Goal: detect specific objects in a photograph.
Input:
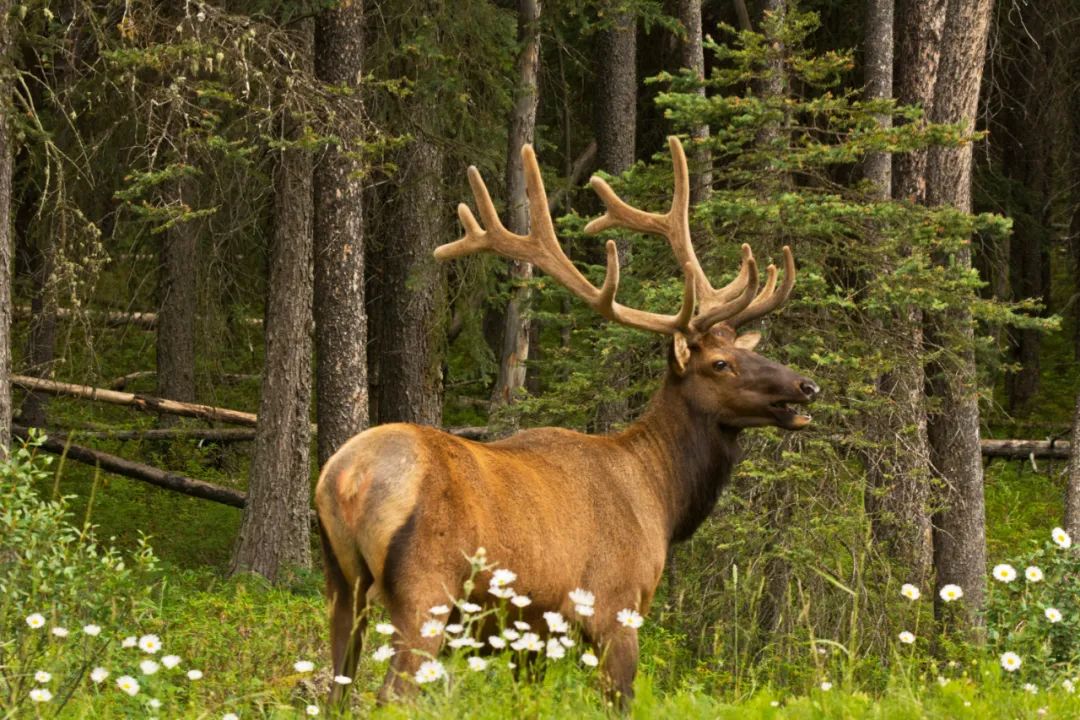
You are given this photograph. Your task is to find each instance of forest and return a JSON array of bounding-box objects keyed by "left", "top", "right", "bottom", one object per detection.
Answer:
[{"left": 1, "top": 0, "right": 1080, "bottom": 717}]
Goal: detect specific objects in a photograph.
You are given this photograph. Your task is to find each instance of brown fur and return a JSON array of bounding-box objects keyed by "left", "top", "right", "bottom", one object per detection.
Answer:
[{"left": 315, "top": 328, "right": 817, "bottom": 705}]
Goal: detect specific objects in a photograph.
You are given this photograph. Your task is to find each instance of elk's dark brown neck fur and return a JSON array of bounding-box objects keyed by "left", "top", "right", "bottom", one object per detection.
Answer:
[{"left": 621, "top": 371, "right": 742, "bottom": 544}]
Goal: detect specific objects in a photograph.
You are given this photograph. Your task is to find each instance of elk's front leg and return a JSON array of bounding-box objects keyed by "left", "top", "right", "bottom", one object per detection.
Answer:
[{"left": 599, "top": 626, "right": 639, "bottom": 709}]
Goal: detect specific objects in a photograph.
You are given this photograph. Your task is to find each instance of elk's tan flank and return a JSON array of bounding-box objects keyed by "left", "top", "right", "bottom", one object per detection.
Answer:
[{"left": 316, "top": 136, "right": 818, "bottom": 704}]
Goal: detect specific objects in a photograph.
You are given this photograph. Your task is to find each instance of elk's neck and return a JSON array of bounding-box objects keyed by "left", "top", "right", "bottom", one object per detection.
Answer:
[{"left": 620, "top": 376, "right": 741, "bottom": 545}]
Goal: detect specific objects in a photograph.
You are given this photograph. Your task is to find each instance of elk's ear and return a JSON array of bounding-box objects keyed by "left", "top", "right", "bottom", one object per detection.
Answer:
[
  {"left": 673, "top": 332, "right": 692, "bottom": 375},
  {"left": 734, "top": 331, "right": 762, "bottom": 351}
]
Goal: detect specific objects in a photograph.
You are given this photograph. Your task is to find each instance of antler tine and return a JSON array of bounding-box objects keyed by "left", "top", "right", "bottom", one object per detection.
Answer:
[
  {"left": 726, "top": 246, "right": 796, "bottom": 328},
  {"left": 434, "top": 144, "right": 697, "bottom": 336}
]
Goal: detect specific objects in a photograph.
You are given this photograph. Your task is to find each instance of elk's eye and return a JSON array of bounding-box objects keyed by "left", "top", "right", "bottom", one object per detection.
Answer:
[{"left": 713, "top": 360, "right": 728, "bottom": 372}]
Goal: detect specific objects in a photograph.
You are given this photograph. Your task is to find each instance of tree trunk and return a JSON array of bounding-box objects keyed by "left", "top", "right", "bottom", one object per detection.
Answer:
[
  {"left": 892, "top": 0, "right": 946, "bottom": 203},
  {"left": 925, "top": 0, "right": 993, "bottom": 632},
  {"left": 0, "top": 0, "right": 11, "bottom": 454},
  {"left": 593, "top": 3, "right": 636, "bottom": 433},
  {"left": 314, "top": 0, "right": 369, "bottom": 466},
  {"left": 230, "top": 25, "right": 316, "bottom": 581},
  {"left": 862, "top": 0, "right": 933, "bottom": 585},
  {"left": 490, "top": 0, "right": 541, "bottom": 412},
  {"left": 20, "top": 236, "right": 57, "bottom": 427},
  {"left": 371, "top": 138, "right": 446, "bottom": 426},
  {"left": 1066, "top": 392, "right": 1080, "bottom": 539},
  {"left": 676, "top": 0, "right": 711, "bottom": 209},
  {"left": 156, "top": 174, "right": 198, "bottom": 406}
]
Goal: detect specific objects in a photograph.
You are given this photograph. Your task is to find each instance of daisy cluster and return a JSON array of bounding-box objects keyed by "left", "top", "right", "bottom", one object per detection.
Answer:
[
  {"left": 894, "top": 527, "right": 1076, "bottom": 687},
  {"left": 19, "top": 617, "right": 208, "bottom": 714},
  {"left": 352, "top": 562, "right": 644, "bottom": 688}
]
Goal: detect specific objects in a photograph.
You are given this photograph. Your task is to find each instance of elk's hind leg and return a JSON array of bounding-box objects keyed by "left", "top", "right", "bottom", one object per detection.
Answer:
[
  {"left": 319, "top": 521, "right": 372, "bottom": 705},
  {"left": 598, "top": 626, "right": 639, "bottom": 709}
]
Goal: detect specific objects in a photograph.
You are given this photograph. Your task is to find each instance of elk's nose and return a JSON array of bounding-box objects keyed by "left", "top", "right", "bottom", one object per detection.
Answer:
[{"left": 799, "top": 380, "right": 820, "bottom": 401}]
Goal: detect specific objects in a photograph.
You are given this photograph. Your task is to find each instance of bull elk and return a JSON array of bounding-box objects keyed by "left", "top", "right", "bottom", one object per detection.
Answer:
[{"left": 316, "top": 136, "right": 818, "bottom": 704}]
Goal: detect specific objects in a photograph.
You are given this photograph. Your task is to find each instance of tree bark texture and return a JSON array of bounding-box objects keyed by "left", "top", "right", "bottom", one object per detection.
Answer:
[
  {"left": 892, "top": 0, "right": 946, "bottom": 203},
  {"left": 156, "top": 173, "right": 198, "bottom": 405},
  {"left": 1066, "top": 393, "right": 1080, "bottom": 539},
  {"left": 862, "top": 0, "right": 933, "bottom": 585},
  {"left": 371, "top": 139, "right": 446, "bottom": 426},
  {"left": 314, "top": 0, "right": 369, "bottom": 466},
  {"left": 231, "top": 30, "right": 316, "bottom": 580},
  {"left": 593, "top": 3, "right": 636, "bottom": 433},
  {"left": 924, "top": 0, "right": 993, "bottom": 630},
  {"left": 0, "top": 0, "right": 10, "bottom": 454},
  {"left": 490, "top": 0, "right": 541, "bottom": 411},
  {"left": 676, "top": 0, "right": 711, "bottom": 209}
]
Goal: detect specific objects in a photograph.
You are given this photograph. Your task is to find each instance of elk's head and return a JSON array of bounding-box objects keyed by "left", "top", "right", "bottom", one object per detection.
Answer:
[
  {"left": 436, "top": 135, "right": 818, "bottom": 430},
  {"left": 670, "top": 324, "right": 817, "bottom": 431}
]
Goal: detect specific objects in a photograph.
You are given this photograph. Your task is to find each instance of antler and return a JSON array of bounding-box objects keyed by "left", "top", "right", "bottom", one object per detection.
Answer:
[
  {"left": 435, "top": 145, "right": 696, "bottom": 336},
  {"left": 435, "top": 136, "right": 796, "bottom": 336},
  {"left": 586, "top": 136, "right": 794, "bottom": 332}
]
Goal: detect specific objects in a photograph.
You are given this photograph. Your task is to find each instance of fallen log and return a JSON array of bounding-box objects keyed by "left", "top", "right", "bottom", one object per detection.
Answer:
[
  {"left": 981, "top": 438, "right": 1070, "bottom": 460},
  {"left": 11, "top": 375, "right": 260, "bottom": 427},
  {"left": 63, "top": 427, "right": 257, "bottom": 443},
  {"left": 12, "top": 425, "right": 247, "bottom": 508},
  {"left": 14, "top": 305, "right": 264, "bottom": 331}
]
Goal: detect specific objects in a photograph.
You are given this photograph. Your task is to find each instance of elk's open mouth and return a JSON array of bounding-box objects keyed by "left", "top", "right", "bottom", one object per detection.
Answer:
[{"left": 769, "top": 400, "right": 812, "bottom": 430}]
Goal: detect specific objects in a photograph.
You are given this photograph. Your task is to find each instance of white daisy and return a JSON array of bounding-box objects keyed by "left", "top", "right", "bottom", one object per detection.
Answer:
[
  {"left": 420, "top": 620, "right": 445, "bottom": 638},
  {"left": 445, "top": 623, "right": 464, "bottom": 635},
  {"left": 149, "top": 698, "right": 162, "bottom": 709},
  {"left": 992, "top": 564, "right": 1017, "bottom": 583},
  {"left": 1044, "top": 607, "right": 1062, "bottom": 623},
  {"left": 581, "top": 651, "right": 599, "bottom": 667},
  {"left": 938, "top": 584, "right": 963, "bottom": 602},
  {"left": 1000, "top": 651, "right": 1022, "bottom": 672},
  {"left": 186, "top": 669, "right": 203, "bottom": 680},
  {"left": 83, "top": 624, "right": 102, "bottom": 637},
  {"left": 820, "top": 681, "right": 833, "bottom": 691},
  {"left": 559, "top": 636, "right": 575, "bottom": 648},
  {"left": 488, "top": 635, "right": 507, "bottom": 649},
  {"left": 29, "top": 688, "right": 53, "bottom": 703},
  {"left": 898, "top": 631, "right": 915, "bottom": 645},
  {"left": 543, "top": 612, "right": 569, "bottom": 633},
  {"left": 333, "top": 675, "right": 352, "bottom": 685},
  {"left": 616, "top": 608, "right": 644, "bottom": 629},
  {"left": 512, "top": 632, "right": 543, "bottom": 652},
  {"left": 569, "top": 588, "right": 595, "bottom": 607},
  {"left": 546, "top": 639, "right": 566, "bottom": 660},
  {"left": 305, "top": 706, "right": 319, "bottom": 716},
  {"left": 575, "top": 604, "right": 595, "bottom": 617},
  {"left": 900, "top": 584, "right": 921, "bottom": 601},
  {"left": 514, "top": 621, "right": 531, "bottom": 631},
  {"left": 374, "top": 623, "right": 396, "bottom": 636},
  {"left": 34, "top": 671, "right": 51, "bottom": 683},
  {"left": 1023, "top": 683, "right": 1038, "bottom": 694},
  {"left": 1062, "top": 679, "right": 1075, "bottom": 693},
  {"left": 414, "top": 660, "right": 446, "bottom": 684},
  {"left": 429, "top": 604, "right": 450, "bottom": 616},
  {"left": 502, "top": 629, "right": 520, "bottom": 641},
  {"left": 491, "top": 569, "right": 517, "bottom": 587},
  {"left": 1025, "top": 566, "right": 1044, "bottom": 583},
  {"left": 460, "top": 602, "right": 482, "bottom": 613},
  {"left": 223, "top": 714, "right": 239, "bottom": 720},
  {"left": 51, "top": 627, "right": 69, "bottom": 638},
  {"left": 488, "top": 586, "right": 515, "bottom": 599},
  {"left": 372, "top": 644, "right": 395, "bottom": 662},
  {"left": 1051, "top": 527, "right": 1072, "bottom": 549},
  {"left": 161, "top": 655, "right": 181, "bottom": 669},
  {"left": 468, "top": 656, "right": 488, "bottom": 672},
  {"left": 122, "top": 636, "right": 137, "bottom": 648},
  {"left": 140, "top": 660, "right": 160, "bottom": 675},
  {"left": 293, "top": 660, "right": 315, "bottom": 673},
  {"left": 90, "top": 667, "right": 109, "bottom": 683},
  {"left": 116, "top": 675, "right": 140, "bottom": 696},
  {"left": 510, "top": 595, "right": 532, "bottom": 608},
  {"left": 138, "top": 634, "right": 161, "bottom": 654},
  {"left": 448, "top": 637, "right": 472, "bottom": 649},
  {"left": 26, "top": 613, "right": 46, "bottom": 629}
]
